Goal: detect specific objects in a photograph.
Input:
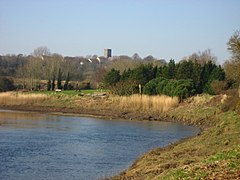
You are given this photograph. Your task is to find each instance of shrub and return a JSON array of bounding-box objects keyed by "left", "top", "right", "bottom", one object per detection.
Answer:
[
  {"left": 110, "top": 80, "right": 137, "bottom": 96},
  {"left": 144, "top": 77, "right": 196, "bottom": 101},
  {"left": 210, "top": 80, "right": 227, "bottom": 95},
  {"left": 156, "top": 79, "right": 168, "bottom": 95},
  {"left": 143, "top": 78, "right": 165, "bottom": 95},
  {"left": 0, "top": 77, "right": 15, "bottom": 91},
  {"left": 103, "top": 68, "right": 120, "bottom": 87},
  {"left": 221, "top": 89, "right": 240, "bottom": 112}
]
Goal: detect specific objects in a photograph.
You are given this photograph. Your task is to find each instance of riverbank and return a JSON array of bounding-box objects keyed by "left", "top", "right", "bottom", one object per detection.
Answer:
[
  {"left": 0, "top": 92, "right": 239, "bottom": 179},
  {"left": 110, "top": 95, "right": 240, "bottom": 179},
  {"left": 0, "top": 92, "right": 179, "bottom": 124}
]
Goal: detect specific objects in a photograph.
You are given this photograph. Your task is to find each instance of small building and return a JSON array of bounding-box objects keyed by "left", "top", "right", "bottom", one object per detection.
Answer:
[{"left": 104, "top": 49, "right": 112, "bottom": 58}]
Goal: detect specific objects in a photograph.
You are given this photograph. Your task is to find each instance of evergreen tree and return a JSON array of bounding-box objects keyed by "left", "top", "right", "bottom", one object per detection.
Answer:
[
  {"left": 168, "top": 59, "right": 176, "bottom": 79},
  {"left": 130, "top": 64, "right": 156, "bottom": 86},
  {"left": 120, "top": 68, "right": 132, "bottom": 81},
  {"left": 202, "top": 61, "right": 215, "bottom": 85},
  {"left": 51, "top": 75, "right": 55, "bottom": 91},
  {"left": 0, "top": 77, "right": 15, "bottom": 91},
  {"left": 47, "top": 79, "right": 51, "bottom": 91},
  {"left": 63, "top": 72, "right": 70, "bottom": 90},
  {"left": 192, "top": 61, "right": 204, "bottom": 93},
  {"left": 158, "top": 59, "right": 176, "bottom": 79},
  {"left": 202, "top": 61, "right": 225, "bottom": 93},
  {"left": 176, "top": 61, "right": 194, "bottom": 79},
  {"left": 103, "top": 68, "right": 121, "bottom": 87},
  {"left": 57, "top": 68, "right": 62, "bottom": 89}
]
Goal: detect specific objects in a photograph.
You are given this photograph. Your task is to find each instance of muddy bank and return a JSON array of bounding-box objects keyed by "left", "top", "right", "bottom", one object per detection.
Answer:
[
  {"left": 0, "top": 104, "right": 209, "bottom": 131},
  {"left": 0, "top": 104, "right": 164, "bottom": 122}
]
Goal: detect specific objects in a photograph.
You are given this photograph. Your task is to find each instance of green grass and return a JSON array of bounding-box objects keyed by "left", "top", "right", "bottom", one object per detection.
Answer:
[
  {"left": 162, "top": 147, "right": 240, "bottom": 180},
  {"left": 27, "top": 89, "right": 105, "bottom": 96},
  {"left": 204, "top": 147, "right": 240, "bottom": 169}
]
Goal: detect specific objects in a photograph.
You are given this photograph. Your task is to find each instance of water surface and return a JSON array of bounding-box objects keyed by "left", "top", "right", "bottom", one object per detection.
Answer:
[{"left": 0, "top": 110, "right": 199, "bottom": 180}]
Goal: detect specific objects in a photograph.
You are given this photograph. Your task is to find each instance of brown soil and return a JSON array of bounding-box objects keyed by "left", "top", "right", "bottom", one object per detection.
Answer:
[{"left": 0, "top": 104, "right": 164, "bottom": 122}]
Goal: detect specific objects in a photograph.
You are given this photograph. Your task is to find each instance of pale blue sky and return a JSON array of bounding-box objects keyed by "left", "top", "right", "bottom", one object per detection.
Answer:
[{"left": 0, "top": 0, "right": 239, "bottom": 63}]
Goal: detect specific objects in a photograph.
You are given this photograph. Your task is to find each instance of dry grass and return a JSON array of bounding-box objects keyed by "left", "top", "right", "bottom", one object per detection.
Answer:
[
  {"left": 0, "top": 92, "right": 50, "bottom": 105},
  {"left": 111, "top": 94, "right": 179, "bottom": 113}
]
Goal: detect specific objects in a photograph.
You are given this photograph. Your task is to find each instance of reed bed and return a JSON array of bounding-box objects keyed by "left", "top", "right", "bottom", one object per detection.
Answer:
[
  {"left": 0, "top": 92, "right": 50, "bottom": 105},
  {"left": 111, "top": 94, "right": 179, "bottom": 113}
]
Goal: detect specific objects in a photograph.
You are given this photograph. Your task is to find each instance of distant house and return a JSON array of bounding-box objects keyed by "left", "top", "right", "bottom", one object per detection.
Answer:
[{"left": 104, "top": 49, "right": 112, "bottom": 58}]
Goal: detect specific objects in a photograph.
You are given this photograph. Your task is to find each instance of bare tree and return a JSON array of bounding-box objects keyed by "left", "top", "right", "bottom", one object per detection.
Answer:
[
  {"left": 227, "top": 30, "right": 240, "bottom": 61},
  {"left": 43, "top": 54, "right": 63, "bottom": 90},
  {"left": 33, "top": 46, "right": 51, "bottom": 57},
  {"left": 106, "top": 59, "right": 140, "bottom": 73},
  {"left": 184, "top": 49, "right": 217, "bottom": 65},
  {"left": 23, "top": 56, "right": 43, "bottom": 90},
  {"left": 132, "top": 53, "right": 141, "bottom": 60},
  {"left": 143, "top": 55, "right": 155, "bottom": 61},
  {"left": 224, "top": 30, "right": 240, "bottom": 84},
  {"left": 224, "top": 60, "right": 240, "bottom": 84}
]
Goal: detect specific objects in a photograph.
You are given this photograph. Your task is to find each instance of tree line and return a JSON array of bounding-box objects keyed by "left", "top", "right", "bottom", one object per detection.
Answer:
[
  {"left": 103, "top": 29, "right": 240, "bottom": 100},
  {"left": 103, "top": 59, "right": 225, "bottom": 99},
  {"left": 0, "top": 47, "right": 108, "bottom": 91},
  {"left": 0, "top": 47, "right": 165, "bottom": 91},
  {"left": 0, "top": 30, "right": 239, "bottom": 95}
]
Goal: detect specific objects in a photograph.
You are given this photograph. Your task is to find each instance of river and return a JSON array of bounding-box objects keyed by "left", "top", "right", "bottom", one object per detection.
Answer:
[{"left": 0, "top": 110, "right": 199, "bottom": 180}]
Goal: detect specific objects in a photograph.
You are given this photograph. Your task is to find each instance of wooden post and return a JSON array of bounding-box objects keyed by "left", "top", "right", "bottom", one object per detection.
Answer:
[
  {"left": 239, "top": 84, "right": 240, "bottom": 98},
  {"left": 139, "top": 84, "right": 142, "bottom": 95}
]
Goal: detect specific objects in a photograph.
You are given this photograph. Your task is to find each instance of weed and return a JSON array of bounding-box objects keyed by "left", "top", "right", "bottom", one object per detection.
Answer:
[
  {"left": 111, "top": 94, "right": 178, "bottom": 113},
  {"left": 0, "top": 92, "right": 50, "bottom": 105}
]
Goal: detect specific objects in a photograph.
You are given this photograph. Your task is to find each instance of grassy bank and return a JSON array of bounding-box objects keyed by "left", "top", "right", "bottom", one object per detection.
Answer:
[
  {"left": 0, "top": 91, "right": 178, "bottom": 116},
  {"left": 0, "top": 91, "right": 239, "bottom": 179},
  {"left": 110, "top": 95, "right": 240, "bottom": 179}
]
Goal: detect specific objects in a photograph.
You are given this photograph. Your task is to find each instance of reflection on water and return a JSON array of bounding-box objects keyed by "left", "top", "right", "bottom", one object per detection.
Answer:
[
  {"left": 0, "top": 110, "right": 72, "bottom": 131},
  {"left": 0, "top": 110, "right": 199, "bottom": 180}
]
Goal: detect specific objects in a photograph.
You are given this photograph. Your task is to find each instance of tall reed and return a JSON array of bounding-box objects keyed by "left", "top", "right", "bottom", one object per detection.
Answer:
[
  {"left": 111, "top": 94, "right": 179, "bottom": 113},
  {"left": 0, "top": 92, "right": 50, "bottom": 105}
]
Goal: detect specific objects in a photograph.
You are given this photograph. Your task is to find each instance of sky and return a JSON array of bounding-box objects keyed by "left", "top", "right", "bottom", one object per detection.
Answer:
[{"left": 0, "top": 0, "right": 240, "bottom": 63}]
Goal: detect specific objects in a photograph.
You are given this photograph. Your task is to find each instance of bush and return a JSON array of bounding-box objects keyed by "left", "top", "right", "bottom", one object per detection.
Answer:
[
  {"left": 110, "top": 80, "right": 137, "bottom": 96},
  {"left": 221, "top": 89, "right": 240, "bottom": 112},
  {"left": 143, "top": 78, "right": 164, "bottom": 95},
  {"left": 173, "top": 79, "right": 195, "bottom": 101},
  {"left": 156, "top": 79, "right": 168, "bottom": 95},
  {"left": 103, "top": 68, "right": 120, "bottom": 87},
  {"left": 143, "top": 78, "right": 196, "bottom": 101},
  {"left": 0, "top": 77, "right": 15, "bottom": 91},
  {"left": 210, "top": 80, "right": 227, "bottom": 95}
]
